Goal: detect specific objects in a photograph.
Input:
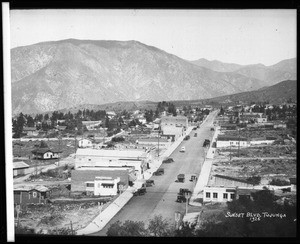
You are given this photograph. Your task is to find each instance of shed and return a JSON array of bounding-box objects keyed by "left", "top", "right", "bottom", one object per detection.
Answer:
[{"left": 13, "top": 161, "right": 30, "bottom": 177}]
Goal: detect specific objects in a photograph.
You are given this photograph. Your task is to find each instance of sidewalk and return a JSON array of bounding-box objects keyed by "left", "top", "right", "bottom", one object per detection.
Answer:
[
  {"left": 76, "top": 126, "right": 194, "bottom": 235},
  {"left": 189, "top": 116, "right": 220, "bottom": 206}
]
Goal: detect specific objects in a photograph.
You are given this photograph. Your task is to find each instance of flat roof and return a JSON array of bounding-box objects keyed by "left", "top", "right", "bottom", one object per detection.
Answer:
[
  {"left": 13, "top": 161, "right": 29, "bottom": 169},
  {"left": 76, "top": 148, "right": 148, "bottom": 158}
]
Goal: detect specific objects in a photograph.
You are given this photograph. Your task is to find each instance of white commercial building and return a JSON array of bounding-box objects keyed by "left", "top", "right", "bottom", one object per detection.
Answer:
[
  {"left": 216, "top": 136, "right": 249, "bottom": 148},
  {"left": 85, "top": 176, "right": 120, "bottom": 196},
  {"left": 75, "top": 148, "right": 149, "bottom": 177},
  {"left": 203, "top": 186, "right": 236, "bottom": 203}
]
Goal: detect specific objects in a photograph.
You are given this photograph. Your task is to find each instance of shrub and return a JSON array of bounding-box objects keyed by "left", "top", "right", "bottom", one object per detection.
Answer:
[{"left": 269, "top": 178, "right": 290, "bottom": 186}]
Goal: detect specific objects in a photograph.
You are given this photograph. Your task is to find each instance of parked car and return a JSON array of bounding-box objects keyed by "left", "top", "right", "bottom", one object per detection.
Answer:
[
  {"left": 194, "top": 133, "right": 197, "bottom": 137},
  {"left": 190, "top": 175, "right": 197, "bottom": 181},
  {"left": 203, "top": 139, "right": 210, "bottom": 147},
  {"left": 193, "top": 127, "right": 197, "bottom": 130},
  {"left": 162, "top": 158, "right": 174, "bottom": 164},
  {"left": 154, "top": 168, "right": 164, "bottom": 176},
  {"left": 180, "top": 146, "right": 186, "bottom": 152},
  {"left": 133, "top": 187, "right": 147, "bottom": 196},
  {"left": 184, "top": 135, "right": 190, "bottom": 140},
  {"left": 210, "top": 127, "right": 215, "bottom": 131},
  {"left": 177, "top": 174, "right": 185, "bottom": 183},
  {"left": 176, "top": 188, "right": 192, "bottom": 202},
  {"left": 146, "top": 180, "right": 155, "bottom": 187}
]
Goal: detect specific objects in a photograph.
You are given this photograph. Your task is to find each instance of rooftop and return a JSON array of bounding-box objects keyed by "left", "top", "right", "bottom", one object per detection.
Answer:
[
  {"left": 13, "top": 161, "right": 29, "bottom": 169},
  {"left": 217, "top": 136, "right": 248, "bottom": 141},
  {"left": 214, "top": 174, "right": 254, "bottom": 185},
  {"left": 76, "top": 148, "right": 148, "bottom": 158}
]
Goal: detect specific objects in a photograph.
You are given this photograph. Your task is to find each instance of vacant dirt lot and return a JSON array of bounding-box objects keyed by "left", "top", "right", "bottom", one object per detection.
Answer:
[
  {"left": 16, "top": 197, "right": 112, "bottom": 233},
  {"left": 217, "top": 144, "right": 296, "bottom": 158},
  {"left": 209, "top": 158, "right": 296, "bottom": 185}
]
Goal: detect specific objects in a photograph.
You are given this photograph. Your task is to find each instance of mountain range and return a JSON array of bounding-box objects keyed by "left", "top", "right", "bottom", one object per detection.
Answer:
[{"left": 11, "top": 39, "right": 296, "bottom": 115}]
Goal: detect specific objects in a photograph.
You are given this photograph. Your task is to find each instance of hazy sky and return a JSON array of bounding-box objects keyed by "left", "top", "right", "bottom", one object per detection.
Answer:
[{"left": 10, "top": 9, "right": 296, "bottom": 66}]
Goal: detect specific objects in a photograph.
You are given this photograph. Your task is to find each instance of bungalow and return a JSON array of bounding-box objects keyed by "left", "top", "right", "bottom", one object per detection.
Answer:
[
  {"left": 31, "top": 148, "right": 62, "bottom": 160},
  {"left": 14, "top": 185, "right": 50, "bottom": 208},
  {"left": 216, "top": 136, "right": 248, "bottom": 148},
  {"left": 78, "top": 138, "right": 93, "bottom": 148},
  {"left": 256, "top": 116, "right": 268, "bottom": 123},
  {"left": 13, "top": 161, "right": 30, "bottom": 177},
  {"left": 23, "top": 127, "right": 38, "bottom": 137}
]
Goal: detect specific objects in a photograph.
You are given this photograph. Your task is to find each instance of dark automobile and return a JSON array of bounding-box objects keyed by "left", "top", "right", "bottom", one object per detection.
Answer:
[
  {"left": 133, "top": 187, "right": 147, "bottom": 196},
  {"left": 177, "top": 174, "right": 185, "bottom": 183},
  {"left": 162, "top": 158, "right": 174, "bottom": 164},
  {"left": 154, "top": 168, "right": 164, "bottom": 176},
  {"left": 184, "top": 135, "right": 190, "bottom": 140},
  {"left": 146, "top": 180, "right": 155, "bottom": 187}
]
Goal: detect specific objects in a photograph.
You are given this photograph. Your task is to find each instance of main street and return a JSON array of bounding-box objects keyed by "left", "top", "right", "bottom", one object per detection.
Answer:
[{"left": 91, "top": 110, "right": 218, "bottom": 236}]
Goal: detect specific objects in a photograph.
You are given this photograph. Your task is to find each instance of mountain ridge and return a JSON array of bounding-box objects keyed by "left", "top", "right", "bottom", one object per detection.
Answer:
[{"left": 11, "top": 39, "right": 293, "bottom": 115}]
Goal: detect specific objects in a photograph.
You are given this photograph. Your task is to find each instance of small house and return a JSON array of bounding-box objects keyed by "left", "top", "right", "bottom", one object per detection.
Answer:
[
  {"left": 14, "top": 185, "right": 50, "bottom": 208},
  {"left": 23, "top": 127, "right": 38, "bottom": 137},
  {"left": 13, "top": 161, "right": 30, "bottom": 177},
  {"left": 31, "top": 148, "right": 62, "bottom": 160},
  {"left": 78, "top": 138, "right": 93, "bottom": 148}
]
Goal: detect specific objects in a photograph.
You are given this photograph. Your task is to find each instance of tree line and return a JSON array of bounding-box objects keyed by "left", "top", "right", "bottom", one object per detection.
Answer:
[{"left": 105, "top": 189, "right": 296, "bottom": 237}]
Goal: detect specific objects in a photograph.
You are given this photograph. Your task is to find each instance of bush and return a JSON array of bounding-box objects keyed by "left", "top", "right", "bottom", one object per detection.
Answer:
[{"left": 269, "top": 178, "right": 290, "bottom": 186}]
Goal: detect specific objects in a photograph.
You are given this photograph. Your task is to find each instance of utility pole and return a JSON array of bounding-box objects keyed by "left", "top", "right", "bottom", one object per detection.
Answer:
[
  {"left": 157, "top": 129, "right": 160, "bottom": 158},
  {"left": 238, "top": 128, "right": 240, "bottom": 158},
  {"left": 230, "top": 142, "right": 232, "bottom": 161},
  {"left": 185, "top": 192, "right": 191, "bottom": 215}
]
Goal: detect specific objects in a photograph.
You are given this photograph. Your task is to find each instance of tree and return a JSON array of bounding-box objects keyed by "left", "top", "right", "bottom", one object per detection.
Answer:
[
  {"left": 44, "top": 113, "right": 49, "bottom": 121},
  {"left": 147, "top": 215, "right": 174, "bottom": 237},
  {"left": 106, "top": 220, "right": 147, "bottom": 236},
  {"left": 26, "top": 115, "right": 35, "bottom": 127}
]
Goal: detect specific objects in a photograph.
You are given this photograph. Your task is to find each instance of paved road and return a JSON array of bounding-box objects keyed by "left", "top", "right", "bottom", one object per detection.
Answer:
[{"left": 91, "top": 111, "right": 218, "bottom": 236}]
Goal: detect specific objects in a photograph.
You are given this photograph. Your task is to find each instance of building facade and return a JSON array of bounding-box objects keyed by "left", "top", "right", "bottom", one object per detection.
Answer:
[{"left": 216, "top": 136, "right": 248, "bottom": 148}]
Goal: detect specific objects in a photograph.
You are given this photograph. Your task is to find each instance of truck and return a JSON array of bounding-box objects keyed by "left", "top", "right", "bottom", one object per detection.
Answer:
[
  {"left": 177, "top": 174, "right": 185, "bottom": 183},
  {"left": 176, "top": 188, "right": 192, "bottom": 202},
  {"left": 154, "top": 168, "right": 164, "bottom": 176},
  {"left": 203, "top": 139, "right": 210, "bottom": 147}
]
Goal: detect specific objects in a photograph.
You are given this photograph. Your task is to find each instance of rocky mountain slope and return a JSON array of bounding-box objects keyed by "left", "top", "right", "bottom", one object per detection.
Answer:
[
  {"left": 11, "top": 39, "right": 274, "bottom": 115},
  {"left": 190, "top": 58, "right": 296, "bottom": 86},
  {"left": 200, "top": 79, "right": 297, "bottom": 105}
]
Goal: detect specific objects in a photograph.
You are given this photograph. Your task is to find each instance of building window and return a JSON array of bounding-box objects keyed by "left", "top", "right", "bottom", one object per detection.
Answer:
[
  {"left": 213, "top": 193, "right": 218, "bottom": 199},
  {"left": 231, "top": 193, "right": 235, "bottom": 199},
  {"left": 86, "top": 183, "right": 94, "bottom": 187},
  {"left": 32, "top": 192, "right": 37, "bottom": 198},
  {"left": 223, "top": 193, "right": 228, "bottom": 199},
  {"left": 206, "top": 192, "right": 211, "bottom": 198},
  {"left": 102, "top": 184, "right": 114, "bottom": 188}
]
